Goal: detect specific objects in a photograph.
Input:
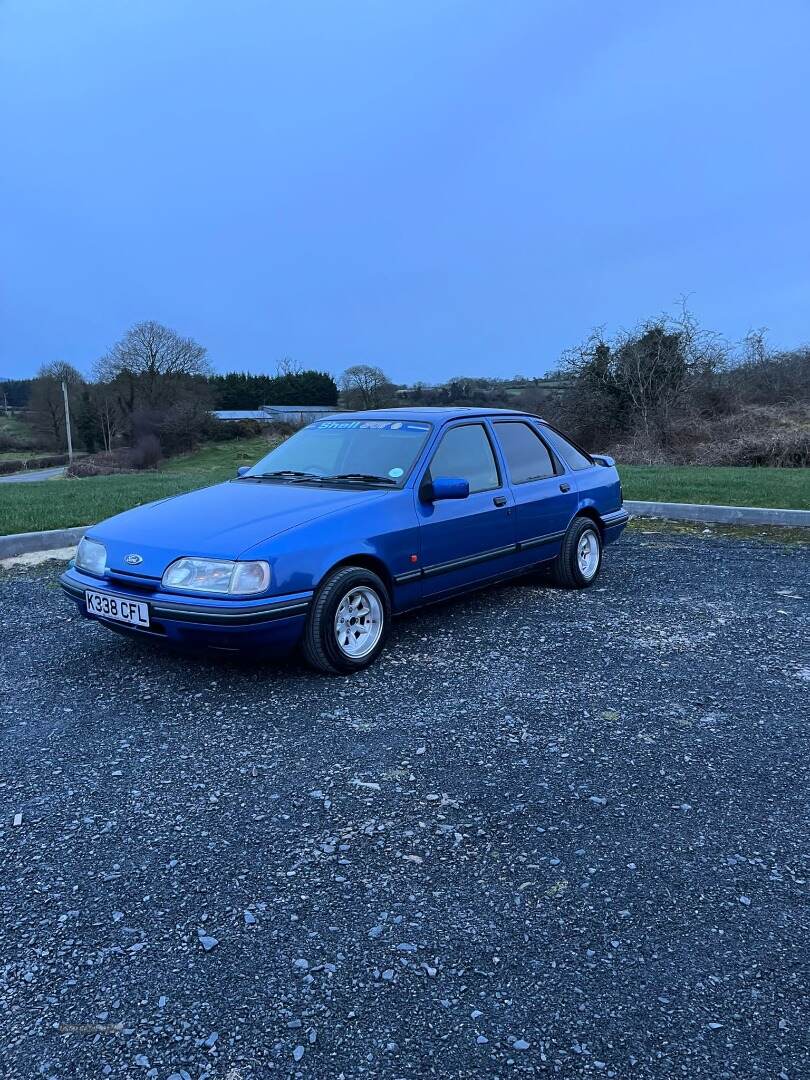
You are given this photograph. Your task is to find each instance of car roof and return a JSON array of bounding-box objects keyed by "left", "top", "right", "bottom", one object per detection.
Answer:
[{"left": 323, "top": 407, "right": 546, "bottom": 424}]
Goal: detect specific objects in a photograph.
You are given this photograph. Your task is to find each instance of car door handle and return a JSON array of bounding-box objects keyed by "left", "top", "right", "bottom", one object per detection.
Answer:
[
  {"left": 493, "top": 495, "right": 508, "bottom": 507},
  {"left": 559, "top": 483, "right": 571, "bottom": 493}
]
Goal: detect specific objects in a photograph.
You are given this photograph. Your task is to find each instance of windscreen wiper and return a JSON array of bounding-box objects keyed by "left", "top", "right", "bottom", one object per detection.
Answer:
[
  {"left": 247, "top": 470, "right": 397, "bottom": 486},
  {"left": 323, "top": 473, "right": 398, "bottom": 486},
  {"left": 251, "top": 470, "right": 324, "bottom": 482}
]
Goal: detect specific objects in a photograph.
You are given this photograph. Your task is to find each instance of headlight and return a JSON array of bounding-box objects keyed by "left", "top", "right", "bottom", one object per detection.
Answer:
[
  {"left": 75, "top": 537, "right": 107, "bottom": 575},
  {"left": 161, "top": 558, "right": 271, "bottom": 595}
]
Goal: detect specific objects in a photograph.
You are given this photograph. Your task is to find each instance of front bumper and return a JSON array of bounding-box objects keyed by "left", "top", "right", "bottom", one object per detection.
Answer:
[{"left": 60, "top": 566, "right": 312, "bottom": 653}]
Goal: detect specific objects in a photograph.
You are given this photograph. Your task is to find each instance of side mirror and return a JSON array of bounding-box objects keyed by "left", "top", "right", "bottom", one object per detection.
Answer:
[
  {"left": 237, "top": 466, "right": 251, "bottom": 477},
  {"left": 430, "top": 476, "right": 470, "bottom": 501}
]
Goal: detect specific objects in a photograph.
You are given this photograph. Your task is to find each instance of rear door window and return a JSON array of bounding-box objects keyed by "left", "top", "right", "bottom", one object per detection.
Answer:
[
  {"left": 494, "top": 422, "right": 556, "bottom": 483},
  {"left": 427, "top": 423, "right": 500, "bottom": 493}
]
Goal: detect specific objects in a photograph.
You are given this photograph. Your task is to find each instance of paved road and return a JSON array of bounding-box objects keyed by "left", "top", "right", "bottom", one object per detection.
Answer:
[
  {"left": 1, "top": 529, "right": 808, "bottom": 1079},
  {"left": 0, "top": 464, "right": 66, "bottom": 483}
]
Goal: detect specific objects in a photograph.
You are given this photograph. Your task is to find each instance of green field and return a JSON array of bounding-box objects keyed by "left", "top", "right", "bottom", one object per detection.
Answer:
[
  {"left": 0, "top": 451, "right": 48, "bottom": 463},
  {"left": 0, "top": 414, "right": 59, "bottom": 464},
  {"left": 619, "top": 464, "right": 810, "bottom": 510},
  {"left": 0, "top": 414, "right": 30, "bottom": 437},
  {"left": 0, "top": 414, "right": 42, "bottom": 461},
  {"left": 0, "top": 438, "right": 807, "bottom": 536},
  {"left": 0, "top": 437, "right": 275, "bottom": 534}
]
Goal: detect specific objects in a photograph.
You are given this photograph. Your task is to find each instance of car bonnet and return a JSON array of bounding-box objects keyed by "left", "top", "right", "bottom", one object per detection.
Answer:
[{"left": 88, "top": 480, "right": 389, "bottom": 579}]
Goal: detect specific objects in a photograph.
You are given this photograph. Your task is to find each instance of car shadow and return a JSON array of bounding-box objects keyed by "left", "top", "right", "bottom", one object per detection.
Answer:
[{"left": 69, "top": 561, "right": 597, "bottom": 684}]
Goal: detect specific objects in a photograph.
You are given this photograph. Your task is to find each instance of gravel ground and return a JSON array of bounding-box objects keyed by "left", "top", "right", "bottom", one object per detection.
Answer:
[{"left": 1, "top": 527, "right": 808, "bottom": 1080}]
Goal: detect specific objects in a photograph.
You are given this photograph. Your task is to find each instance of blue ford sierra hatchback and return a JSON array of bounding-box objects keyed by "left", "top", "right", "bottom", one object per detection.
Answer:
[{"left": 60, "top": 408, "right": 628, "bottom": 673}]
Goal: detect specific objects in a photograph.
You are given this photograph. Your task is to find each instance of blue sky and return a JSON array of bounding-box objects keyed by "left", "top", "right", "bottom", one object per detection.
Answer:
[{"left": 1, "top": 0, "right": 808, "bottom": 383}]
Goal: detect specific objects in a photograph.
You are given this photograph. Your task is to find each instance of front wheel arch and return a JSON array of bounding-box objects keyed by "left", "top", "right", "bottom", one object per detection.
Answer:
[
  {"left": 317, "top": 553, "right": 395, "bottom": 599},
  {"left": 302, "top": 564, "right": 392, "bottom": 674}
]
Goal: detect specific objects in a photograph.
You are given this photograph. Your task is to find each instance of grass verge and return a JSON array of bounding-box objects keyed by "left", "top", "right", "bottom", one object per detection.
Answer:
[{"left": 627, "top": 517, "right": 809, "bottom": 546}]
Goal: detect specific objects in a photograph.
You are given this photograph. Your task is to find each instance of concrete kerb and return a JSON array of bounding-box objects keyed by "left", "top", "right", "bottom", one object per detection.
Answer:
[
  {"left": 0, "top": 526, "right": 89, "bottom": 559},
  {"left": 624, "top": 500, "right": 810, "bottom": 527}
]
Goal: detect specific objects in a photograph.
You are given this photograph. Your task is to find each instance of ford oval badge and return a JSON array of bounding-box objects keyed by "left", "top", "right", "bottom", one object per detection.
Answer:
[{"left": 124, "top": 553, "right": 143, "bottom": 566}]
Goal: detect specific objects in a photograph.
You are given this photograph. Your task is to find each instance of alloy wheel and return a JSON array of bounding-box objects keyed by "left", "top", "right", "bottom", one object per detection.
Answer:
[
  {"left": 333, "top": 586, "right": 384, "bottom": 658},
  {"left": 577, "top": 528, "right": 600, "bottom": 581}
]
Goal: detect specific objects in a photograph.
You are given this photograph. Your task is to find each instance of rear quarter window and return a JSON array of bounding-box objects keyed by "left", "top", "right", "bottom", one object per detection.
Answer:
[{"left": 539, "top": 426, "right": 594, "bottom": 471}]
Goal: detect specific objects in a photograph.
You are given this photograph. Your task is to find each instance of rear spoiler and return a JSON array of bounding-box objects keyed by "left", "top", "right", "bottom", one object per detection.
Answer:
[{"left": 592, "top": 454, "right": 616, "bottom": 468}]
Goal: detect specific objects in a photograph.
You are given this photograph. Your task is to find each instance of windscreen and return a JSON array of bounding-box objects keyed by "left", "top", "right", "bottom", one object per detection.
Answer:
[{"left": 246, "top": 419, "right": 432, "bottom": 485}]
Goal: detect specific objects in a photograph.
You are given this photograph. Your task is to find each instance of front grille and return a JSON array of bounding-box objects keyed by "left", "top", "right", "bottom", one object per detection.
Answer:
[{"left": 106, "top": 571, "right": 161, "bottom": 594}]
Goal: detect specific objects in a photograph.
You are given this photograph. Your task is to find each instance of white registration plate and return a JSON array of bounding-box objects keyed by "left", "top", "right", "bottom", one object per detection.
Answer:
[{"left": 86, "top": 590, "right": 150, "bottom": 628}]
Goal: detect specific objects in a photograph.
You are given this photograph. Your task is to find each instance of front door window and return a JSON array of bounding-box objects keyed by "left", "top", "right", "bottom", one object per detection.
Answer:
[{"left": 426, "top": 423, "right": 499, "bottom": 493}]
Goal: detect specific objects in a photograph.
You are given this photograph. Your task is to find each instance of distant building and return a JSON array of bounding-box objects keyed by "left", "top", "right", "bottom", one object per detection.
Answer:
[
  {"left": 212, "top": 409, "right": 275, "bottom": 423},
  {"left": 213, "top": 405, "right": 337, "bottom": 425},
  {"left": 261, "top": 405, "right": 337, "bottom": 424}
]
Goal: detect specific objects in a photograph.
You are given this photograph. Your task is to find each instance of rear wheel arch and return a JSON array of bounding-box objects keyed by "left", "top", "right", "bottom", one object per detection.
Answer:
[
  {"left": 574, "top": 506, "right": 604, "bottom": 537},
  {"left": 552, "top": 513, "right": 603, "bottom": 589}
]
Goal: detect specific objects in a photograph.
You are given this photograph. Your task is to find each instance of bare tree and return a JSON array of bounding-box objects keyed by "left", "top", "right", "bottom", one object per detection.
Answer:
[
  {"left": 612, "top": 305, "right": 726, "bottom": 443},
  {"left": 80, "top": 382, "right": 122, "bottom": 452},
  {"left": 28, "top": 361, "right": 84, "bottom": 450},
  {"left": 96, "top": 321, "right": 210, "bottom": 408},
  {"left": 276, "top": 356, "right": 303, "bottom": 377},
  {"left": 730, "top": 330, "right": 810, "bottom": 407},
  {"left": 98, "top": 389, "right": 119, "bottom": 452},
  {"left": 742, "top": 328, "right": 769, "bottom": 367},
  {"left": 36, "top": 360, "right": 84, "bottom": 384},
  {"left": 339, "top": 364, "right": 393, "bottom": 409}
]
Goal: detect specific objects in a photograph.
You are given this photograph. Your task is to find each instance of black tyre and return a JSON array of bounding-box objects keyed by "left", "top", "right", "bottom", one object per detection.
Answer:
[
  {"left": 302, "top": 566, "right": 390, "bottom": 674},
  {"left": 551, "top": 517, "right": 603, "bottom": 589}
]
